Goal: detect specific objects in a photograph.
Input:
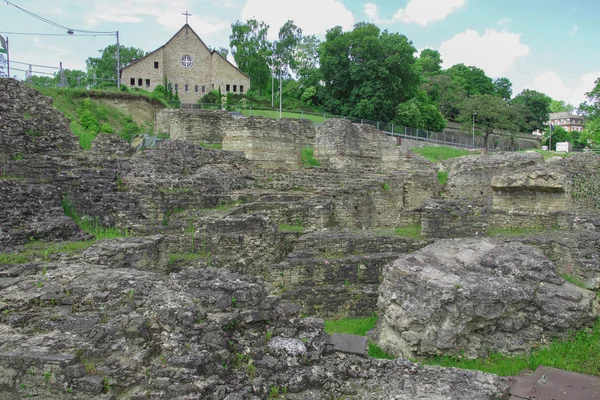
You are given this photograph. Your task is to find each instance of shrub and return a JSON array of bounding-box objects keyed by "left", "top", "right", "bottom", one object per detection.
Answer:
[{"left": 301, "top": 147, "right": 320, "bottom": 167}]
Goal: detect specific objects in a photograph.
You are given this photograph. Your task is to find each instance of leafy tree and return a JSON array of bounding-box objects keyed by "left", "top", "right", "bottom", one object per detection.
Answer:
[
  {"left": 550, "top": 99, "right": 574, "bottom": 113},
  {"left": 493, "top": 77, "right": 512, "bottom": 101},
  {"left": 209, "top": 46, "right": 229, "bottom": 58},
  {"left": 229, "top": 19, "right": 272, "bottom": 94},
  {"left": 541, "top": 125, "right": 581, "bottom": 150},
  {"left": 415, "top": 49, "right": 442, "bottom": 75},
  {"left": 447, "top": 64, "right": 495, "bottom": 96},
  {"left": 320, "top": 22, "right": 420, "bottom": 122},
  {"left": 395, "top": 91, "right": 447, "bottom": 132},
  {"left": 293, "top": 35, "right": 321, "bottom": 88},
  {"left": 458, "top": 94, "right": 518, "bottom": 150},
  {"left": 512, "top": 89, "right": 552, "bottom": 132},
  {"left": 86, "top": 45, "right": 145, "bottom": 87},
  {"left": 275, "top": 20, "right": 303, "bottom": 78},
  {"left": 420, "top": 72, "right": 467, "bottom": 120},
  {"left": 29, "top": 75, "right": 56, "bottom": 87},
  {"left": 580, "top": 77, "right": 600, "bottom": 146}
]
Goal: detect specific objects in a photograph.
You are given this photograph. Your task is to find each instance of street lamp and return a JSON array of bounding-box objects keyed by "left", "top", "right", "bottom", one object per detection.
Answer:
[{"left": 472, "top": 112, "right": 477, "bottom": 148}]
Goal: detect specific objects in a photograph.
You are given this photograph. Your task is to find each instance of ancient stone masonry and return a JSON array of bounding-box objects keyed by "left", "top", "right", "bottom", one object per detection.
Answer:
[
  {"left": 0, "top": 238, "right": 510, "bottom": 400},
  {"left": 155, "top": 109, "right": 234, "bottom": 143},
  {"left": 421, "top": 199, "right": 488, "bottom": 239},
  {"left": 375, "top": 238, "right": 599, "bottom": 359}
]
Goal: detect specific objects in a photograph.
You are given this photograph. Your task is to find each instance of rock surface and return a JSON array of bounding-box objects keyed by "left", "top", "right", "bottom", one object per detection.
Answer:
[
  {"left": 375, "top": 238, "right": 599, "bottom": 358},
  {"left": 0, "top": 237, "right": 510, "bottom": 399}
]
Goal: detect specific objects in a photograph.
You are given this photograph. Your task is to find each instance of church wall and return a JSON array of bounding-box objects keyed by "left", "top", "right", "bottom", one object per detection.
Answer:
[
  {"left": 121, "top": 48, "right": 164, "bottom": 92},
  {"left": 163, "top": 26, "right": 213, "bottom": 104},
  {"left": 212, "top": 54, "right": 251, "bottom": 97}
]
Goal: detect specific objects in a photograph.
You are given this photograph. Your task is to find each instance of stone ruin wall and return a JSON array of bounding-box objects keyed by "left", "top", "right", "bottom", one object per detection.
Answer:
[{"left": 155, "top": 109, "right": 233, "bottom": 144}]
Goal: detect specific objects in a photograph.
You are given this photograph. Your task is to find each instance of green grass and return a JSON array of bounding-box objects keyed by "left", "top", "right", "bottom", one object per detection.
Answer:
[
  {"left": 199, "top": 143, "right": 223, "bottom": 150},
  {"left": 31, "top": 86, "right": 149, "bottom": 150},
  {"left": 394, "top": 224, "right": 422, "bottom": 239},
  {"left": 279, "top": 223, "right": 304, "bottom": 233},
  {"left": 524, "top": 149, "right": 576, "bottom": 159},
  {"left": 61, "top": 197, "right": 131, "bottom": 240},
  {"left": 324, "top": 315, "right": 395, "bottom": 359},
  {"left": 412, "top": 146, "right": 472, "bottom": 162},
  {"left": 560, "top": 273, "right": 587, "bottom": 289},
  {"left": 240, "top": 109, "right": 329, "bottom": 123},
  {"left": 423, "top": 318, "right": 600, "bottom": 376},
  {"left": 487, "top": 225, "right": 559, "bottom": 237},
  {"left": 0, "top": 240, "right": 95, "bottom": 265},
  {"left": 167, "top": 251, "right": 211, "bottom": 265},
  {"left": 437, "top": 171, "right": 448, "bottom": 185},
  {"left": 301, "top": 147, "right": 320, "bottom": 167}
]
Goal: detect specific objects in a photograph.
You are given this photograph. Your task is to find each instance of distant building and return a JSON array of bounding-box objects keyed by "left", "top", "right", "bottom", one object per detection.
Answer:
[
  {"left": 121, "top": 24, "right": 250, "bottom": 104},
  {"left": 548, "top": 112, "right": 585, "bottom": 133}
]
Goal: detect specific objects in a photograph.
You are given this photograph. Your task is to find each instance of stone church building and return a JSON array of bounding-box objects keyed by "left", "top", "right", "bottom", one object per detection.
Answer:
[{"left": 121, "top": 24, "right": 250, "bottom": 104}]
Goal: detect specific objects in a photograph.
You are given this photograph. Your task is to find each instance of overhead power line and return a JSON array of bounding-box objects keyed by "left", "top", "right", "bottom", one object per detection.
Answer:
[
  {"left": 0, "top": 31, "right": 115, "bottom": 37},
  {"left": 4, "top": 0, "right": 72, "bottom": 31},
  {"left": 9, "top": 60, "right": 60, "bottom": 69}
]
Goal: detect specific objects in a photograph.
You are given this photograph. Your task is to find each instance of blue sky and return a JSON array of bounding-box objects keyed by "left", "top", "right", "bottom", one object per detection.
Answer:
[{"left": 1, "top": 0, "right": 599, "bottom": 106}]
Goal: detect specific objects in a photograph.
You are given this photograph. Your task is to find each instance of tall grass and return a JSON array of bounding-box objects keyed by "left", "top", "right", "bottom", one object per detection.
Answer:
[
  {"left": 412, "top": 146, "right": 472, "bottom": 162},
  {"left": 61, "top": 197, "right": 131, "bottom": 239},
  {"left": 301, "top": 147, "right": 320, "bottom": 167},
  {"left": 0, "top": 240, "right": 95, "bottom": 264}
]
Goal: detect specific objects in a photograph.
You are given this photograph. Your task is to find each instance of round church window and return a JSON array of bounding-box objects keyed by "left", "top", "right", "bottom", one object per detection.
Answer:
[{"left": 180, "top": 55, "right": 193, "bottom": 68}]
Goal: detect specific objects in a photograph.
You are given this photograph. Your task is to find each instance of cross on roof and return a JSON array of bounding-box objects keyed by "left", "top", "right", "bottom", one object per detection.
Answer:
[{"left": 182, "top": 11, "right": 192, "bottom": 24}]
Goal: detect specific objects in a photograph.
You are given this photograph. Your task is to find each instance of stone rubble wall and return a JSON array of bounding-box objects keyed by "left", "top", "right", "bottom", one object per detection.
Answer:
[
  {"left": 92, "top": 97, "right": 163, "bottom": 127},
  {"left": 421, "top": 199, "right": 488, "bottom": 239},
  {"left": 155, "top": 109, "right": 234, "bottom": 143}
]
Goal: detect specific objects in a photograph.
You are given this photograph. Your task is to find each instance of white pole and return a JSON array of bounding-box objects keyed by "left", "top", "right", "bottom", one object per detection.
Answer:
[{"left": 116, "top": 31, "right": 121, "bottom": 88}]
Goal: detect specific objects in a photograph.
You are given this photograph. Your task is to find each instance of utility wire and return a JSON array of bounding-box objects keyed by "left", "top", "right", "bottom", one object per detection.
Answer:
[
  {"left": 0, "top": 31, "right": 115, "bottom": 37},
  {"left": 9, "top": 66, "right": 56, "bottom": 75},
  {"left": 9, "top": 60, "right": 60, "bottom": 69}
]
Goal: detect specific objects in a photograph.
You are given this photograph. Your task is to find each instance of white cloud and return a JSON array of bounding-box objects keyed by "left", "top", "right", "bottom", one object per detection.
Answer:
[
  {"left": 365, "top": 0, "right": 465, "bottom": 26},
  {"left": 569, "top": 24, "right": 578, "bottom": 38},
  {"left": 439, "top": 28, "right": 530, "bottom": 78},
  {"left": 84, "top": 0, "right": 228, "bottom": 34},
  {"left": 241, "top": 0, "right": 354, "bottom": 40},
  {"left": 524, "top": 71, "right": 600, "bottom": 106},
  {"left": 497, "top": 17, "right": 511, "bottom": 27}
]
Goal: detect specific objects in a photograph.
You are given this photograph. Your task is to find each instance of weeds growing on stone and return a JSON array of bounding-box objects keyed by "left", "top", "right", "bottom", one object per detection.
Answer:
[
  {"left": 393, "top": 224, "right": 422, "bottom": 239},
  {"left": 486, "top": 225, "right": 559, "bottom": 237},
  {"left": 301, "top": 147, "right": 320, "bottom": 167},
  {"left": 422, "top": 318, "right": 600, "bottom": 376},
  {"left": 0, "top": 240, "right": 95, "bottom": 265},
  {"left": 560, "top": 273, "right": 587, "bottom": 289},
  {"left": 61, "top": 196, "right": 131, "bottom": 239},
  {"left": 437, "top": 171, "right": 448, "bottom": 185},
  {"left": 412, "top": 146, "right": 471, "bottom": 162},
  {"left": 279, "top": 223, "right": 304, "bottom": 233}
]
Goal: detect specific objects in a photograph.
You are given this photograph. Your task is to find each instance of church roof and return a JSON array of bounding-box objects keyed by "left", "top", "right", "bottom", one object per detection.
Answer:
[{"left": 121, "top": 24, "right": 251, "bottom": 80}]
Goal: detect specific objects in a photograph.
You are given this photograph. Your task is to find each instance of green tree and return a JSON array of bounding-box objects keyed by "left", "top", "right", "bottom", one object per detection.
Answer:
[
  {"left": 420, "top": 72, "right": 467, "bottom": 120},
  {"left": 512, "top": 89, "right": 552, "bottom": 132},
  {"left": 542, "top": 125, "right": 571, "bottom": 150},
  {"left": 550, "top": 99, "right": 574, "bottom": 113},
  {"left": 275, "top": 20, "right": 303, "bottom": 77},
  {"left": 458, "top": 94, "right": 518, "bottom": 150},
  {"left": 209, "top": 46, "right": 229, "bottom": 58},
  {"left": 320, "top": 22, "right": 420, "bottom": 122},
  {"left": 86, "top": 45, "right": 145, "bottom": 87},
  {"left": 229, "top": 19, "right": 272, "bottom": 94},
  {"left": 395, "top": 91, "right": 447, "bottom": 132},
  {"left": 580, "top": 77, "right": 600, "bottom": 146},
  {"left": 29, "top": 75, "right": 56, "bottom": 87},
  {"left": 415, "top": 49, "right": 442, "bottom": 75},
  {"left": 293, "top": 34, "right": 321, "bottom": 88},
  {"left": 493, "top": 77, "right": 512, "bottom": 101},
  {"left": 447, "top": 64, "right": 495, "bottom": 96}
]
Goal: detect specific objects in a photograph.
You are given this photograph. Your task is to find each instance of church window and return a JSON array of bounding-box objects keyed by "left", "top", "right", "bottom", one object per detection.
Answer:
[
  {"left": 175, "top": 84, "right": 179, "bottom": 92},
  {"left": 146, "top": 79, "right": 150, "bottom": 87},
  {"left": 168, "top": 83, "right": 172, "bottom": 91},
  {"left": 154, "top": 61, "right": 159, "bottom": 69},
  {"left": 226, "top": 84, "right": 230, "bottom": 92},
  {"left": 130, "top": 78, "right": 135, "bottom": 85},
  {"left": 195, "top": 85, "right": 199, "bottom": 93},
  {"left": 185, "top": 84, "right": 189, "bottom": 92},
  {"left": 180, "top": 55, "right": 193, "bottom": 68},
  {"left": 240, "top": 85, "right": 244, "bottom": 93},
  {"left": 138, "top": 78, "right": 142, "bottom": 86},
  {"left": 233, "top": 85, "right": 237, "bottom": 92},
  {"left": 202, "top": 85, "right": 206, "bottom": 93}
]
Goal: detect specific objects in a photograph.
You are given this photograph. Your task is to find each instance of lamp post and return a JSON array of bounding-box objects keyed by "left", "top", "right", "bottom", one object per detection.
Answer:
[{"left": 472, "top": 112, "right": 477, "bottom": 148}]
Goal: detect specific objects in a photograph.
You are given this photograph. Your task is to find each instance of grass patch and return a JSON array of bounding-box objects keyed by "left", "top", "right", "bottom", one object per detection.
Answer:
[
  {"left": 301, "top": 147, "right": 320, "bottom": 168},
  {"left": 423, "top": 318, "right": 600, "bottom": 376},
  {"left": 240, "top": 109, "right": 329, "bottom": 123},
  {"left": 61, "top": 197, "right": 131, "bottom": 239},
  {"left": 412, "top": 146, "right": 471, "bottom": 162},
  {"left": 560, "top": 273, "right": 587, "bottom": 289},
  {"left": 199, "top": 143, "right": 223, "bottom": 150},
  {"left": 0, "top": 240, "right": 95, "bottom": 265},
  {"left": 279, "top": 223, "right": 304, "bottom": 233},
  {"left": 167, "top": 251, "right": 211, "bottom": 265},
  {"left": 394, "top": 224, "right": 422, "bottom": 239},
  {"left": 524, "top": 149, "right": 576, "bottom": 159},
  {"left": 487, "top": 225, "right": 559, "bottom": 237},
  {"left": 324, "top": 314, "right": 395, "bottom": 359},
  {"left": 437, "top": 171, "right": 448, "bottom": 185}
]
